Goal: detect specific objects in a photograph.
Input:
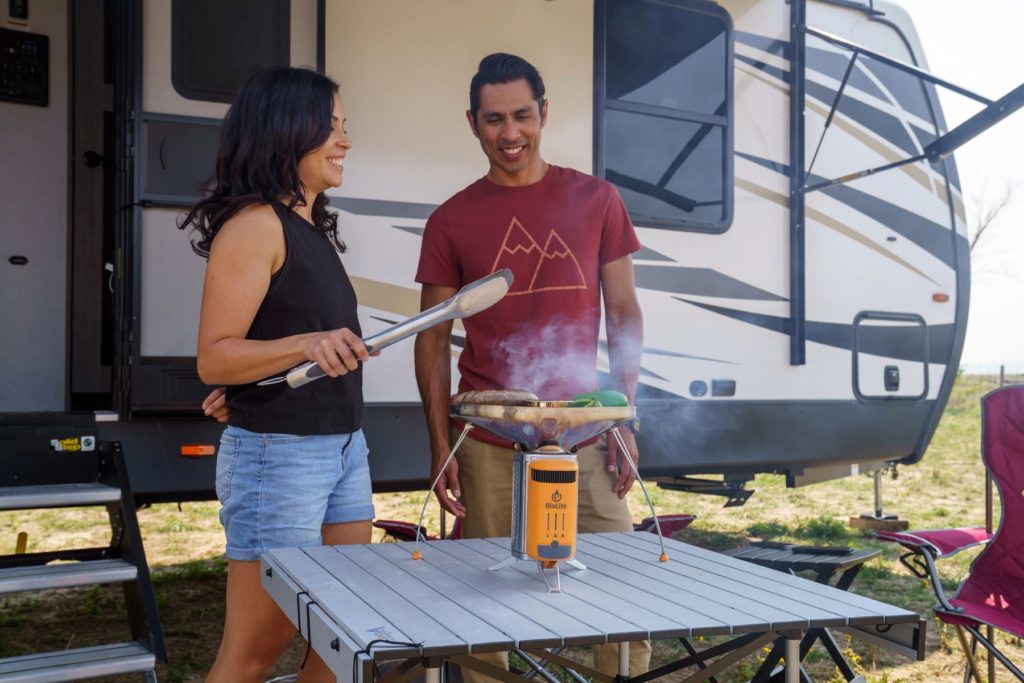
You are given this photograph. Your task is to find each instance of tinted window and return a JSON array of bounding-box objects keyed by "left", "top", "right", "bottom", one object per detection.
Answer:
[
  {"left": 597, "top": 0, "right": 734, "bottom": 232},
  {"left": 171, "top": 0, "right": 291, "bottom": 104}
]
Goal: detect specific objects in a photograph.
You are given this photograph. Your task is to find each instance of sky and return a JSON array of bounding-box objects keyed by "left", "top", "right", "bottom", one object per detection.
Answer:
[{"left": 893, "top": 0, "right": 1024, "bottom": 368}]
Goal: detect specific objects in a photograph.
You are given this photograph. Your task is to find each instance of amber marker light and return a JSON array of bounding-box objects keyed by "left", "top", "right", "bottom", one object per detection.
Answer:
[
  {"left": 180, "top": 444, "right": 216, "bottom": 457},
  {"left": 933, "top": 293, "right": 950, "bottom": 302}
]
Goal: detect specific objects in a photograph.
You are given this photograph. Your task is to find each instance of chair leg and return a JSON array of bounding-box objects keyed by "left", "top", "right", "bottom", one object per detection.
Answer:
[
  {"left": 956, "top": 625, "right": 986, "bottom": 683},
  {"left": 965, "top": 626, "right": 1024, "bottom": 682},
  {"left": 987, "top": 625, "right": 997, "bottom": 683}
]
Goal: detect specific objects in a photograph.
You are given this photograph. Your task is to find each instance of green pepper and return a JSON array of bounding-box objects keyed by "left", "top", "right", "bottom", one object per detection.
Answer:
[{"left": 569, "top": 389, "right": 629, "bottom": 408}]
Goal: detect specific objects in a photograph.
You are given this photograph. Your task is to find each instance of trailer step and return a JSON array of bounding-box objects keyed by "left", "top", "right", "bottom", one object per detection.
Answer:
[
  {"left": 0, "top": 559, "right": 137, "bottom": 595},
  {"left": 0, "top": 642, "right": 155, "bottom": 682},
  {"left": 0, "top": 483, "right": 120, "bottom": 511}
]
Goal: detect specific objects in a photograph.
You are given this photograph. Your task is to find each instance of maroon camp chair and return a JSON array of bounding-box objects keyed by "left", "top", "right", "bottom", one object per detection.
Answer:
[{"left": 877, "top": 384, "right": 1024, "bottom": 681}]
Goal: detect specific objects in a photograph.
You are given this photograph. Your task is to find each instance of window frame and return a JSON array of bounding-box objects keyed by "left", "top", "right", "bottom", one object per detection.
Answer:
[
  {"left": 170, "top": 0, "right": 291, "bottom": 104},
  {"left": 594, "top": 0, "right": 735, "bottom": 233}
]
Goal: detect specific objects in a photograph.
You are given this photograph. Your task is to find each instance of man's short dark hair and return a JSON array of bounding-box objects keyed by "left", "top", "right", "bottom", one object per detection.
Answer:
[{"left": 469, "top": 53, "right": 546, "bottom": 118}]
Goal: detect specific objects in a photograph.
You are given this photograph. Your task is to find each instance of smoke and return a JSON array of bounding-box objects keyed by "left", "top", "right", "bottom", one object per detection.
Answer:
[
  {"left": 489, "top": 315, "right": 600, "bottom": 400},
  {"left": 634, "top": 399, "right": 739, "bottom": 468},
  {"left": 485, "top": 314, "right": 741, "bottom": 471}
]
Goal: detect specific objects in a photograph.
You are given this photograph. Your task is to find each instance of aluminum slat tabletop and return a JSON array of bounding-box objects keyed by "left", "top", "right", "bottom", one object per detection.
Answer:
[{"left": 262, "top": 532, "right": 925, "bottom": 683}]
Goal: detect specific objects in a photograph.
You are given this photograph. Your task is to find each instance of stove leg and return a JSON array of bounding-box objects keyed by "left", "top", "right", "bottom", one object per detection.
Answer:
[
  {"left": 489, "top": 556, "right": 517, "bottom": 571},
  {"left": 566, "top": 558, "right": 587, "bottom": 571}
]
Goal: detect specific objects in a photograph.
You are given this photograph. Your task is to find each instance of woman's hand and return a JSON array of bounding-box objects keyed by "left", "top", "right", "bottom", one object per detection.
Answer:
[
  {"left": 202, "top": 387, "right": 230, "bottom": 423},
  {"left": 302, "top": 327, "right": 371, "bottom": 377}
]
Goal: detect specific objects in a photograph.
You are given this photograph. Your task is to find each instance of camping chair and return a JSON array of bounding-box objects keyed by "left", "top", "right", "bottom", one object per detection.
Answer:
[
  {"left": 373, "top": 513, "right": 696, "bottom": 543},
  {"left": 877, "top": 384, "right": 1024, "bottom": 682}
]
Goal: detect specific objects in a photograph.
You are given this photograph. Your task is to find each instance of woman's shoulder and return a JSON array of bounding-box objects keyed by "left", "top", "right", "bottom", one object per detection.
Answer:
[
  {"left": 209, "top": 202, "right": 285, "bottom": 260},
  {"left": 214, "top": 203, "right": 283, "bottom": 242},
  {"left": 221, "top": 202, "right": 281, "bottom": 233}
]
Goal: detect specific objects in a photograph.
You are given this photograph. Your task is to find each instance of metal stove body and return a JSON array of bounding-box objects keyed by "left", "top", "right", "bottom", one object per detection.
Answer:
[{"left": 512, "top": 445, "right": 579, "bottom": 563}]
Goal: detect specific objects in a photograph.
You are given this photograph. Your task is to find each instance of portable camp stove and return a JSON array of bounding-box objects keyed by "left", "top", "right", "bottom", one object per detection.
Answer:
[{"left": 445, "top": 400, "right": 646, "bottom": 591}]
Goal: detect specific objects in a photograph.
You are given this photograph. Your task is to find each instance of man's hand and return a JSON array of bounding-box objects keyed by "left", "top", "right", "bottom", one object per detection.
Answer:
[
  {"left": 432, "top": 456, "right": 466, "bottom": 518},
  {"left": 202, "top": 387, "right": 230, "bottom": 423},
  {"left": 607, "top": 429, "right": 639, "bottom": 498}
]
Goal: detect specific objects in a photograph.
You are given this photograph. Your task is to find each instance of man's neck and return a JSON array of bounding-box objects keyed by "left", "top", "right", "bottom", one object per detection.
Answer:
[{"left": 487, "top": 160, "right": 550, "bottom": 187}]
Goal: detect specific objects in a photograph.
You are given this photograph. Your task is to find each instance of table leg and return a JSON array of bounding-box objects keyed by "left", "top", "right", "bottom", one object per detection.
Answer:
[
  {"left": 750, "top": 641, "right": 784, "bottom": 683},
  {"left": 678, "top": 638, "right": 721, "bottom": 683},
  {"left": 785, "top": 636, "right": 800, "bottom": 683},
  {"left": 619, "top": 642, "right": 629, "bottom": 679},
  {"left": 424, "top": 664, "right": 442, "bottom": 683},
  {"left": 817, "top": 626, "right": 859, "bottom": 681}
]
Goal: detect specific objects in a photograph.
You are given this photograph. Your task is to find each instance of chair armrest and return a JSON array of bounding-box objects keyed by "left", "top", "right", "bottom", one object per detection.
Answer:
[
  {"left": 635, "top": 514, "right": 696, "bottom": 535},
  {"left": 372, "top": 519, "right": 438, "bottom": 542},
  {"left": 877, "top": 527, "right": 991, "bottom": 614},
  {"left": 876, "top": 527, "right": 992, "bottom": 559}
]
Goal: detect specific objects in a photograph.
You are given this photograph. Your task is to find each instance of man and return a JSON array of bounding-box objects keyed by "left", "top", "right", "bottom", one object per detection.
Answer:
[{"left": 414, "top": 53, "right": 650, "bottom": 680}]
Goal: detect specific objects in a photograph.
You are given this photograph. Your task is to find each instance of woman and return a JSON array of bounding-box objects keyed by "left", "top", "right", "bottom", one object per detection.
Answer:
[{"left": 182, "top": 67, "right": 373, "bottom": 682}]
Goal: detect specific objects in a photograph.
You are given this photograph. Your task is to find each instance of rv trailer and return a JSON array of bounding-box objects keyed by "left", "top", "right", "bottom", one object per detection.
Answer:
[{"left": 2, "top": 0, "right": 1022, "bottom": 502}]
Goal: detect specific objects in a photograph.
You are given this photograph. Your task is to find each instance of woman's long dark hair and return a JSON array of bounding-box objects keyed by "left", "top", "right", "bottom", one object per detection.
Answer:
[{"left": 180, "top": 67, "right": 345, "bottom": 257}]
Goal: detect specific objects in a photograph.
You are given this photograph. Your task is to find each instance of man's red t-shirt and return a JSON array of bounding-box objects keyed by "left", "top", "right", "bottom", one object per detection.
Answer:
[{"left": 416, "top": 165, "right": 640, "bottom": 442}]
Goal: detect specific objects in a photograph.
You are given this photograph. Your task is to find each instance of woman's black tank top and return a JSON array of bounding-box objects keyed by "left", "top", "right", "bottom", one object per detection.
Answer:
[{"left": 225, "top": 203, "right": 363, "bottom": 435}]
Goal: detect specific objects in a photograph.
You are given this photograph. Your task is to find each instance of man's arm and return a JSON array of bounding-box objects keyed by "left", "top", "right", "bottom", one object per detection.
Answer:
[
  {"left": 601, "top": 254, "right": 644, "bottom": 498},
  {"left": 414, "top": 284, "right": 466, "bottom": 517}
]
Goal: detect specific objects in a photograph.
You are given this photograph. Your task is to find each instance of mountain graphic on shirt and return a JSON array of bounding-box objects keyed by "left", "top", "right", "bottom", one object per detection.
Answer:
[
  {"left": 490, "top": 218, "right": 544, "bottom": 294},
  {"left": 529, "top": 231, "right": 587, "bottom": 292},
  {"left": 490, "top": 217, "right": 587, "bottom": 295}
]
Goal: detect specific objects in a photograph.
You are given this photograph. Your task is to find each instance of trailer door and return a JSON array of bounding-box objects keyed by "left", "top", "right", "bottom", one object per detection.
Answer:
[
  {"left": 128, "top": 0, "right": 320, "bottom": 414},
  {"left": 0, "top": 5, "right": 69, "bottom": 412}
]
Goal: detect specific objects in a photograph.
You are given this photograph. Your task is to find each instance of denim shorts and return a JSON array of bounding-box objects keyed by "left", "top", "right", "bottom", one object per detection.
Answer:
[{"left": 215, "top": 426, "right": 375, "bottom": 561}]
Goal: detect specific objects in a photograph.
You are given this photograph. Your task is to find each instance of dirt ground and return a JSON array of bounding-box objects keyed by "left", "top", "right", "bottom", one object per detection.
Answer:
[{"left": 1, "top": 375, "right": 1022, "bottom": 681}]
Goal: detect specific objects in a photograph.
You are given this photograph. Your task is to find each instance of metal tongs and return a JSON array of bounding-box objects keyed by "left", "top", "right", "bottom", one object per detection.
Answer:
[{"left": 258, "top": 268, "right": 513, "bottom": 388}]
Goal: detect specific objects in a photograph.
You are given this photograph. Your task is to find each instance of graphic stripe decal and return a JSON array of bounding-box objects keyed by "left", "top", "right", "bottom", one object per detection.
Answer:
[
  {"left": 599, "top": 341, "right": 738, "bottom": 366},
  {"left": 737, "top": 51, "right": 921, "bottom": 158},
  {"left": 634, "top": 246, "right": 676, "bottom": 262},
  {"left": 737, "top": 152, "right": 960, "bottom": 269},
  {"left": 332, "top": 197, "right": 437, "bottom": 219},
  {"left": 674, "top": 297, "right": 952, "bottom": 364},
  {"left": 735, "top": 31, "right": 789, "bottom": 58},
  {"left": 392, "top": 225, "right": 424, "bottom": 236},
  {"left": 350, "top": 276, "right": 421, "bottom": 318},
  {"left": 634, "top": 264, "right": 786, "bottom": 301},
  {"left": 734, "top": 177, "right": 938, "bottom": 284},
  {"left": 736, "top": 56, "right": 934, "bottom": 191}
]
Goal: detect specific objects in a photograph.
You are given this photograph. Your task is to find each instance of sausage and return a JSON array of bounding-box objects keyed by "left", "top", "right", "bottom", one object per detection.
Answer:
[{"left": 452, "top": 389, "right": 538, "bottom": 406}]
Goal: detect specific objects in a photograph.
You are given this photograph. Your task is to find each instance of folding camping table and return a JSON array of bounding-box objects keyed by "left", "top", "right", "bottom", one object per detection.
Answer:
[{"left": 261, "top": 532, "right": 925, "bottom": 683}]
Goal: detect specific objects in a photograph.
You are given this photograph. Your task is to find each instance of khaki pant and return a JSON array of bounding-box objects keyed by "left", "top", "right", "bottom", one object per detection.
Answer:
[{"left": 452, "top": 428, "right": 652, "bottom": 682}]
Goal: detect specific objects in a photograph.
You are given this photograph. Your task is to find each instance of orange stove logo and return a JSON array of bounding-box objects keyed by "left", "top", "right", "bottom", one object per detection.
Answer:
[{"left": 490, "top": 218, "right": 587, "bottom": 295}]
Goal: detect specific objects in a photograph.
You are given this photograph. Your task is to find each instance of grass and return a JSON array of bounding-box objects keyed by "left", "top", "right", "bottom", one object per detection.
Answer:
[{"left": 0, "top": 373, "right": 1021, "bottom": 681}]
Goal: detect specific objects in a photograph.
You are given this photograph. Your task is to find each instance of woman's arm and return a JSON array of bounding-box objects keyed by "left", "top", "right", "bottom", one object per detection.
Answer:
[{"left": 195, "top": 205, "right": 368, "bottom": 386}]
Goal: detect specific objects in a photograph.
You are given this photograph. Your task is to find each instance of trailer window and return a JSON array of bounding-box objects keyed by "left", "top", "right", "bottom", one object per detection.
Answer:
[
  {"left": 596, "top": 0, "right": 734, "bottom": 232},
  {"left": 171, "top": 0, "right": 291, "bottom": 104}
]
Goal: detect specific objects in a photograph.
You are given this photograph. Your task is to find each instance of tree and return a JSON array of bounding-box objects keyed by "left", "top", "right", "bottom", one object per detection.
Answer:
[{"left": 967, "top": 180, "right": 1021, "bottom": 280}]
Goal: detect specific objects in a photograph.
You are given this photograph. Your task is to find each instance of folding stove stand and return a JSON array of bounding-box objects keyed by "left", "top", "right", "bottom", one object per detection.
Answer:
[{"left": 261, "top": 532, "right": 923, "bottom": 683}]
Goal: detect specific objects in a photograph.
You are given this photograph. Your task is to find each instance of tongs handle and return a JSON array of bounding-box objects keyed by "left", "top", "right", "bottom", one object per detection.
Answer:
[{"left": 283, "top": 339, "right": 379, "bottom": 389}]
